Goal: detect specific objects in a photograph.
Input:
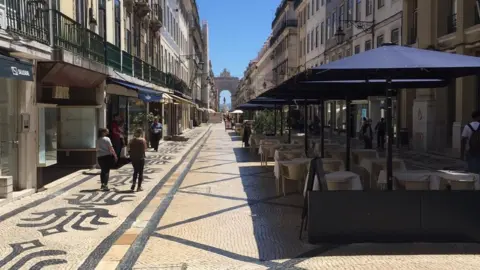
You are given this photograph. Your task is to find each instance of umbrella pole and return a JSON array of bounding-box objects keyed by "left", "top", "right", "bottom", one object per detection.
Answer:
[
  {"left": 320, "top": 100, "right": 325, "bottom": 158},
  {"left": 304, "top": 100, "right": 308, "bottom": 156},
  {"left": 280, "top": 106, "right": 284, "bottom": 136},
  {"left": 288, "top": 104, "right": 292, "bottom": 143},
  {"left": 386, "top": 81, "right": 394, "bottom": 191},
  {"left": 274, "top": 105, "right": 277, "bottom": 135},
  {"left": 345, "top": 97, "right": 351, "bottom": 171}
]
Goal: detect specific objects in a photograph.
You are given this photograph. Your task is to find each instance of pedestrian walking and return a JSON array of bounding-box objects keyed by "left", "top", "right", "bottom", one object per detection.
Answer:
[
  {"left": 461, "top": 110, "right": 480, "bottom": 173},
  {"left": 96, "top": 128, "right": 118, "bottom": 191},
  {"left": 128, "top": 128, "right": 147, "bottom": 192},
  {"left": 375, "top": 118, "right": 386, "bottom": 150},
  {"left": 361, "top": 118, "right": 373, "bottom": 149},
  {"left": 150, "top": 117, "right": 162, "bottom": 151}
]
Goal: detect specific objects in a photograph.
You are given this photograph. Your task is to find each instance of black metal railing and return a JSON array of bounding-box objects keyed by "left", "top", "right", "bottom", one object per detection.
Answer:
[
  {"left": 133, "top": 56, "right": 143, "bottom": 79},
  {"left": 6, "top": 0, "right": 50, "bottom": 45},
  {"left": 6, "top": 5, "right": 193, "bottom": 96},
  {"left": 52, "top": 10, "right": 104, "bottom": 63},
  {"left": 106, "top": 43, "right": 121, "bottom": 71},
  {"left": 122, "top": 51, "right": 133, "bottom": 75},
  {"left": 447, "top": 13, "right": 457, "bottom": 34}
]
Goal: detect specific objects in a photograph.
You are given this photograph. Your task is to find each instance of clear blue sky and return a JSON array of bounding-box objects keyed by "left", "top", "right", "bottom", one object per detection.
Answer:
[{"left": 197, "top": 0, "right": 281, "bottom": 79}]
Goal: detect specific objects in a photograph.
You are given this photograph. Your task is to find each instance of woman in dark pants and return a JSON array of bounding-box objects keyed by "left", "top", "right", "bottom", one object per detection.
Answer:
[
  {"left": 128, "top": 128, "right": 147, "bottom": 191},
  {"left": 96, "top": 128, "right": 118, "bottom": 191}
]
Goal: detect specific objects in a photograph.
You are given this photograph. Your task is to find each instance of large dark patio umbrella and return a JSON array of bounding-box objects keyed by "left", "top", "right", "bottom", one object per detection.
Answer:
[{"left": 262, "top": 43, "right": 480, "bottom": 192}]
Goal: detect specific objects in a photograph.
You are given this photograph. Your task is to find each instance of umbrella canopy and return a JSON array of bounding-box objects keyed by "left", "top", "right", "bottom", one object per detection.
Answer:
[
  {"left": 231, "top": 109, "right": 244, "bottom": 114},
  {"left": 247, "top": 97, "right": 324, "bottom": 105},
  {"left": 260, "top": 78, "right": 449, "bottom": 99},
  {"left": 308, "top": 43, "right": 480, "bottom": 81},
  {"left": 235, "top": 104, "right": 276, "bottom": 110}
]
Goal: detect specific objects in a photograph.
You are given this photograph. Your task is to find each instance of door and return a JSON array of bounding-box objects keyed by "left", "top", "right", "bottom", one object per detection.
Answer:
[{"left": 0, "top": 79, "right": 18, "bottom": 187}]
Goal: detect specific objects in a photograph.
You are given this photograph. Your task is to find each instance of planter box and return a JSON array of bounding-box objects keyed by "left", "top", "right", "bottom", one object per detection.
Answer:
[{"left": 307, "top": 191, "right": 480, "bottom": 244}]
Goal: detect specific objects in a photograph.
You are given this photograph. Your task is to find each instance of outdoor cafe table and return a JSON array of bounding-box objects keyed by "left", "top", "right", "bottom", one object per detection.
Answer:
[
  {"left": 274, "top": 149, "right": 308, "bottom": 179},
  {"left": 303, "top": 171, "right": 363, "bottom": 196},
  {"left": 359, "top": 158, "right": 407, "bottom": 188},
  {"left": 378, "top": 170, "right": 480, "bottom": 190}
]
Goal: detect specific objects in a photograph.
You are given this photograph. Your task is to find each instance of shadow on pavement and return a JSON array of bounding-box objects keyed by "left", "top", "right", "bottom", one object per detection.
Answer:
[
  {"left": 234, "top": 147, "right": 311, "bottom": 261},
  {"left": 227, "top": 131, "right": 242, "bottom": 141}
]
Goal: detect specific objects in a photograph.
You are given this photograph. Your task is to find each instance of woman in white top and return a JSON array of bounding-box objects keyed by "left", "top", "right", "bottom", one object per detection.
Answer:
[{"left": 96, "top": 128, "right": 118, "bottom": 191}]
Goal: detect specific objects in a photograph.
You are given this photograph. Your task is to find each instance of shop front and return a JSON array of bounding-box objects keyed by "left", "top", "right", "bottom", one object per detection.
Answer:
[
  {"left": 105, "top": 78, "right": 171, "bottom": 145},
  {"left": 0, "top": 55, "right": 35, "bottom": 198},
  {"left": 169, "top": 93, "right": 195, "bottom": 136}
]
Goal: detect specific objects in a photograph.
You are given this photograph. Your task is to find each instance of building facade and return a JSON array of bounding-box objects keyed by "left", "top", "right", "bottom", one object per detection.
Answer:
[
  {"left": 0, "top": 0, "right": 209, "bottom": 200},
  {"left": 271, "top": 0, "right": 299, "bottom": 85},
  {"left": 400, "top": 0, "right": 480, "bottom": 155}
]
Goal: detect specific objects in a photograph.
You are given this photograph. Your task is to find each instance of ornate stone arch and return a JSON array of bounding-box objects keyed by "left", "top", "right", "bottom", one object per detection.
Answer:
[{"left": 214, "top": 68, "right": 239, "bottom": 108}]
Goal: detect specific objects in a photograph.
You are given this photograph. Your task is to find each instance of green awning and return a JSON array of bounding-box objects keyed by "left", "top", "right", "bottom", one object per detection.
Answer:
[{"left": 1, "top": 55, "right": 33, "bottom": 81}]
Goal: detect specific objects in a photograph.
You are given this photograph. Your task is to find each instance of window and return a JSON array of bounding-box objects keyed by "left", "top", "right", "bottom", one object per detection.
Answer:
[
  {"left": 315, "top": 26, "right": 319, "bottom": 47},
  {"left": 125, "top": 17, "right": 132, "bottom": 53},
  {"left": 376, "top": 34, "right": 384, "bottom": 47},
  {"left": 378, "top": 0, "right": 384, "bottom": 8},
  {"left": 365, "top": 40, "right": 372, "bottom": 51},
  {"left": 346, "top": 48, "right": 352, "bottom": 57},
  {"left": 76, "top": 0, "right": 85, "bottom": 26},
  {"left": 98, "top": 0, "right": 106, "bottom": 38},
  {"left": 316, "top": 0, "right": 319, "bottom": 11},
  {"left": 356, "top": 0, "right": 361, "bottom": 20},
  {"left": 320, "top": 21, "right": 324, "bottom": 44},
  {"left": 347, "top": 0, "right": 353, "bottom": 20},
  {"left": 307, "top": 3, "right": 310, "bottom": 20},
  {"left": 307, "top": 33, "right": 310, "bottom": 53},
  {"left": 366, "top": 0, "right": 372, "bottom": 16},
  {"left": 391, "top": 28, "right": 400, "bottom": 44},
  {"left": 114, "top": 0, "right": 120, "bottom": 46},
  {"left": 311, "top": 0, "right": 314, "bottom": 15},
  {"left": 299, "top": 40, "right": 303, "bottom": 57},
  {"left": 311, "top": 29, "right": 315, "bottom": 49},
  {"left": 339, "top": 4, "right": 345, "bottom": 29},
  {"left": 331, "top": 12, "right": 336, "bottom": 37},
  {"left": 326, "top": 17, "right": 331, "bottom": 39},
  {"left": 354, "top": 45, "right": 360, "bottom": 54}
]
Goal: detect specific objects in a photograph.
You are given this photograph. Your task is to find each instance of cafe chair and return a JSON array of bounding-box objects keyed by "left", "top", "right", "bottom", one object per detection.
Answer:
[{"left": 280, "top": 163, "right": 306, "bottom": 196}]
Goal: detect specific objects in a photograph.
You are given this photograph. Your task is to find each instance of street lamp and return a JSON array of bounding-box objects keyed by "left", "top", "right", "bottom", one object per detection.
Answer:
[
  {"left": 334, "top": 26, "right": 345, "bottom": 45},
  {"left": 334, "top": 19, "right": 374, "bottom": 45}
]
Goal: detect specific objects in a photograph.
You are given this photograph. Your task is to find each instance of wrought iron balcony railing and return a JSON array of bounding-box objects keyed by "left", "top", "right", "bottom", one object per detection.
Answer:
[
  {"left": 6, "top": 0, "right": 50, "bottom": 45},
  {"left": 407, "top": 27, "right": 417, "bottom": 45},
  {"left": 5, "top": 5, "right": 189, "bottom": 95}
]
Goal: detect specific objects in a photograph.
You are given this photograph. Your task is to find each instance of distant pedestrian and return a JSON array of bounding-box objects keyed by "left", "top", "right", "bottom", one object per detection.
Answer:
[
  {"left": 361, "top": 119, "right": 373, "bottom": 149},
  {"left": 375, "top": 118, "right": 386, "bottom": 150},
  {"left": 96, "top": 128, "right": 118, "bottom": 191},
  {"left": 461, "top": 110, "right": 480, "bottom": 173},
  {"left": 128, "top": 128, "right": 147, "bottom": 192},
  {"left": 150, "top": 117, "right": 162, "bottom": 151}
]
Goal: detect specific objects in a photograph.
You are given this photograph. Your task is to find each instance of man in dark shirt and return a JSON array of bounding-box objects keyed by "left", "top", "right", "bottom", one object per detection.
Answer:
[{"left": 375, "top": 118, "right": 386, "bottom": 150}]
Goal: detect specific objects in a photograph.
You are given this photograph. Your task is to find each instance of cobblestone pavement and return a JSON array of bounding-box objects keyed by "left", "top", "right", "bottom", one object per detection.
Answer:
[
  {"left": 0, "top": 126, "right": 209, "bottom": 269},
  {"left": 117, "top": 125, "right": 480, "bottom": 270},
  {"left": 2, "top": 125, "right": 479, "bottom": 269}
]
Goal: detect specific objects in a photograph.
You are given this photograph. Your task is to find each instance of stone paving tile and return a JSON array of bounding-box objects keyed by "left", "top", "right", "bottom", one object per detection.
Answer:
[
  {"left": 132, "top": 125, "right": 480, "bottom": 270},
  {"left": 0, "top": 126, "right": 208, "bottom": 269}
]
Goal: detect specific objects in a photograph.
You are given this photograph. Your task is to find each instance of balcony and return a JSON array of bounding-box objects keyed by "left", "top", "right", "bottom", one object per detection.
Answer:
[
  {"left": 447, "top": 13, "right": 457, "bottom": 34},
  {"left": 52, "top": 10, "right": 105, "bottom": 63},
  {"left": 270, "top": 19, "right": 297, "bottom": 46},
  {"left": 6, "top": 0, "right": 50, "bottom": 45},
  {"left": 5, "top": 6, "right": 191, "bottom": 95}
]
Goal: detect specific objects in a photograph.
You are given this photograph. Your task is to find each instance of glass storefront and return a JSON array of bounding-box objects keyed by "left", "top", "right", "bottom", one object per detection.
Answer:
[
  {"left": 127, "top": 98, "right": 147, "bottom": 141},
  {"left": 38, "top": 105, "right": 58, "bottom": 166},
  {"left": 0, "top": 79, "right": 18, "bottom": 180},
  {"left": 59, "top": 107, "right": 97, "bottom": 149}
]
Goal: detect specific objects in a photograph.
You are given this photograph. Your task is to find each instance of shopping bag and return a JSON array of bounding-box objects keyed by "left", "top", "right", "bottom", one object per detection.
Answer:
[{"left": 120, "top": 146, "right": 129, "bottom": 158}]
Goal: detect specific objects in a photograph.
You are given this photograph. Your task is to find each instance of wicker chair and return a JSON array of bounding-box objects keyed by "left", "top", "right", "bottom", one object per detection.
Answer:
[{"left": 280, "top": 163, "right": 307, "bottom": 196}]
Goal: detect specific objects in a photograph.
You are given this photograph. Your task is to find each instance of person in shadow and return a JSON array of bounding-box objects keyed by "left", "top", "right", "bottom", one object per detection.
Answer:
[
  {"left": 242, "top": 121, "right": 252, "bottom": 147},
  {"left": 128, "top": 128, "right": 146, "bottom": 192}
]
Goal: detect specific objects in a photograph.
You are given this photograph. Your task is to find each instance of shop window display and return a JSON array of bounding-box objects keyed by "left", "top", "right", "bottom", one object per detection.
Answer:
[
  {"left": 59, "top": 107, "right": 97, "bottom": 149},
  {"left": 38, "top": 105, "right": 58, "bottom": 166}
]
